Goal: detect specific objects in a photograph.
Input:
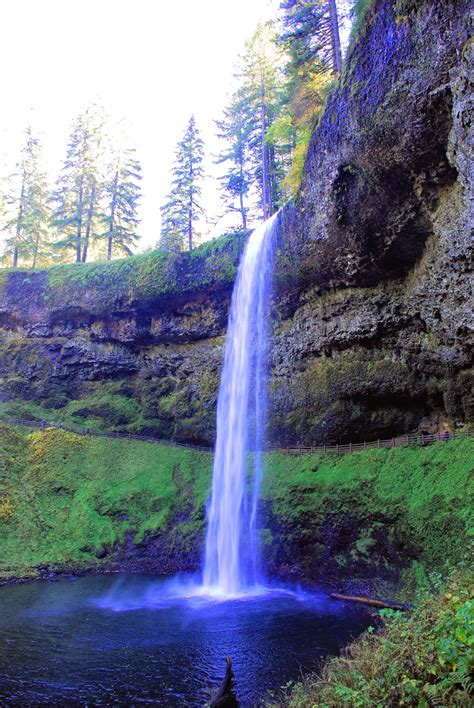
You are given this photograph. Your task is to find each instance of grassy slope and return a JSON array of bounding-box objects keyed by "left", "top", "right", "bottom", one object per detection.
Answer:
[
  {"left": 261, "top": 440, "right": 473, "bottom": 591},
  {"left": 1, "top": 424, "right": 472, "bottom": 589},
  {"left": 0, "top": 424, "right": 212, "bottom": 579}
]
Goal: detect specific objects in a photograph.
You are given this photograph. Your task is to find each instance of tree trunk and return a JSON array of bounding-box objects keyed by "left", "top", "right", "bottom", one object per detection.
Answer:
[
  {"left": 330, "top": 593, "right": 411, "bottom": 611},
  {"left": 239, "top": 159, "right": 247, "bottom": 230},
  {"left": 13, "top": 177, "right": 26, "bottom": 268},
  {"left": 76, "top": 179, "right": 83, "bottom": 263},
  {"left": 81, "top": 181, "right": 96, "bottom": 263},
  {"left": 107, "top": 170, "right": 118, "bottom": 261},
  {"left": 239, "top": 190, "right": 247, "bottom": 230},
  {"left": 188, "top": 207, "right": 193, "bottom": 251},
  {"left": 31, "top": 233, "right": 40, "bottom": 268},
  {"left": 210, "top": 657, "right": 238, "bottom": 707},
  {"left": 188, "top": 162, "right": 194, "bottom": 251},
  {"left": 260, "top": 72, "right": 271, "bottom": 220},
  {"left": 328, "top": 0, "right": 342, "bottom": 73}
]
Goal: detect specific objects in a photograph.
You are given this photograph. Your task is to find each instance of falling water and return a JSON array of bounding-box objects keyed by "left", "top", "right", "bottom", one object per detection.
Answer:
[{"left": 202, "top": 213, "right": 278, "bottom": 596}]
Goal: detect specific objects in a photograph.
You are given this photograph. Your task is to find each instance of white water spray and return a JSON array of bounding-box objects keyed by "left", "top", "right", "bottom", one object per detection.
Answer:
[{"left": 202, "top": 214, "right": 277, "bottom": 596}]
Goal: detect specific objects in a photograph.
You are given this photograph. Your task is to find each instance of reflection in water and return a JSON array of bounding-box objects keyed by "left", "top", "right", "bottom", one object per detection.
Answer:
[{"left": 0, "top": 574, "right": 371, "bottom": 706}]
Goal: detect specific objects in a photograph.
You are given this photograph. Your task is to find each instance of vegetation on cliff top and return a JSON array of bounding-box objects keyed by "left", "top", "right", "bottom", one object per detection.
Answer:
[{"left": 0, "top": 228, "right": 248, "bottom": 310}]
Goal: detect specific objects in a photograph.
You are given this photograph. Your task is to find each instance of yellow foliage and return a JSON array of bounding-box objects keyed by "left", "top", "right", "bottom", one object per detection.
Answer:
[
  {"left": 0, "top": 498, "right": 15, "bottom": 520},
  {"left": 28, "top": 429, "right": 87, "bottom": 476}
]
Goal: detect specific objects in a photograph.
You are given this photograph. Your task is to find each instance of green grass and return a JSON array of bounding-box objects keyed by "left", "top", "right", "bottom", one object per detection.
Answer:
[
  {"left": 0, "top": 424, "right": 212, "bottom": 579},
  {"left": 0, "top": 424, "right": 472, "bottom": 592},
  {"left": 260, "top": 440, "right": 473, "bottom": 592}
]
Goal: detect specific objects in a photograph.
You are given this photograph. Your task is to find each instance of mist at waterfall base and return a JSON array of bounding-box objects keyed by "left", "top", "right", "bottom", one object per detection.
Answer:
[{"left": 0, "top": 217, "right": 372, "bottom": 704}]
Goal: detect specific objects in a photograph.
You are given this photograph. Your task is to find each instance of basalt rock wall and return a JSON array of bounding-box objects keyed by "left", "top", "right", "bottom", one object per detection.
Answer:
[{"left": 0, "top": 0, "right": 472, "bottom": 445}]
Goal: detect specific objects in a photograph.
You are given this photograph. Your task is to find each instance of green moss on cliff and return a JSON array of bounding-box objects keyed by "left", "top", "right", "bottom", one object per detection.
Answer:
[
  {"left": 0, "top": 230, "right": 247, "bottom": 316},
  {"left": 1, "top": 423, "right": 472, "bottom": 591},
  {"left": 260, "top": 439, "right": 473, "bottom": 588},
  {"left": 0, "top": 424, "right": 212, "bottom": 580}
]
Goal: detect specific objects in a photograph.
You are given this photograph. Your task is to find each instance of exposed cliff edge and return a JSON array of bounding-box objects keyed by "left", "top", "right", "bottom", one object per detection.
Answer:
[{"left": 0, "top": 0, "right": 472, "bottom": 445}]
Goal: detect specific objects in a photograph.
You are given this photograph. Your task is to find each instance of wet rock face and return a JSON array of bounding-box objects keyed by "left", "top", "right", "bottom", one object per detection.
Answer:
[{"left": 0, "top": 0, "right": 471, "bottom": 445}]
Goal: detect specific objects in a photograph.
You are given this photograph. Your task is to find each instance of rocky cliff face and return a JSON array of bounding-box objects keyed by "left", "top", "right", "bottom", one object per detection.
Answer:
[{"left": 0, "top": 0, "right": 471, "bottom": 445}]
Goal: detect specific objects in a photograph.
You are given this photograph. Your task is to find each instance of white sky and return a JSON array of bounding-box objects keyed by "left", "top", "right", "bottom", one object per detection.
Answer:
[{"left": 0, "top": 0, "right": 280, "bottom": 250}]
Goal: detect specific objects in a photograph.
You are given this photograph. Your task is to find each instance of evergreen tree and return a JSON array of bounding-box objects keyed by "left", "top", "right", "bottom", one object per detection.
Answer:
[
  {"left": 51, "top": 105, "right": 106, "bottom": 263},
  {"left": 159, "top": 116, "right": 205, "bottom": 252},
  {"left": 219, "top": 22, "right": 288, "bottom": 222},
  {"left": 279, "top": 0, "right": 343, "bottom": 75},
  {"left": 1, "top": 126, "right": 51, "bottom": 268},
  {"left": 103, "top": 148, "right": 142, "bottom": 260},
  {"left": 215, "top": 86, "right": 253, "bottom": 229}
]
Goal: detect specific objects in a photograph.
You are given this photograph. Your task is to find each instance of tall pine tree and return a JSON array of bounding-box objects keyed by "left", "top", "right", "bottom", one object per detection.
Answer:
[
  {"left": 51, "top": 105, "right": 106, "bottom": 262},
  {"left": 1, "top": 126, "right": 51, "bottom": 268},
  {"left": 160, "top": 116, "right": 205, "bottom": 252},
  {"left": 215, "top": 86, "right": 253, "bottom": 229},
  {"left": 279, "top": 0, "right": 343, "bottom": 75},
  {"left": 217, "top": 23, "right": 288, "bottom": 222},
  {"left": 103, "top": 148, "right": 142, "bottom": 260}
]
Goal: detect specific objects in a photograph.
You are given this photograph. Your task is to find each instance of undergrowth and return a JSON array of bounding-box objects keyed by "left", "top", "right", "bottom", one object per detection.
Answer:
[{"left": 271, "top": 572, "right": 473, "bottom": 707}]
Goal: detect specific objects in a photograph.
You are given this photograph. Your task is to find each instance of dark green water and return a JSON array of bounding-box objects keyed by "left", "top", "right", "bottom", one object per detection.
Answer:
[{"left": 0, "top": 574, "right": 371, "bottom": 706}]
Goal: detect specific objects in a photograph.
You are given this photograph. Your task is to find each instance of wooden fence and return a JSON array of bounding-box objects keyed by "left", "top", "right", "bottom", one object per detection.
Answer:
[{"left": 3, "top": 417, "right": 473, "bottom": 456}]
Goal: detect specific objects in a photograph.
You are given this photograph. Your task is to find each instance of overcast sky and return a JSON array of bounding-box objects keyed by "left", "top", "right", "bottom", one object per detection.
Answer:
[{"left": 0, "top": 0, "right": 280, "bottom": 250}]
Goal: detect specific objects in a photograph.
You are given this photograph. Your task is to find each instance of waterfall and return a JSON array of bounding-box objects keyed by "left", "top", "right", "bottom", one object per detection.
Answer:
[{"left": 202, "top": 214, "right": 277, "bottom": 596}]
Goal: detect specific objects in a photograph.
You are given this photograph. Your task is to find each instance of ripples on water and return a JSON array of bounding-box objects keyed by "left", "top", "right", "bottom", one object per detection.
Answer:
[{"left": 0, "top": 574, "right": 371, "bottom": 705}]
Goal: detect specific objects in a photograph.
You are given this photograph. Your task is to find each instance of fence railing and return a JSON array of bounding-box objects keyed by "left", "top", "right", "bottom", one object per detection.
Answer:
[{"left": 3, "top": 417, "right": 473, "bottom": 456}]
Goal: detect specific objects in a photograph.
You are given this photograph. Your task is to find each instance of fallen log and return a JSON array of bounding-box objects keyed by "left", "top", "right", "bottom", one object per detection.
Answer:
[
  {"left": 330, "top": 592, "right": 411, "bottom": 611},
  {"left": 210, "top": 657, "right": 238, "bottom": 707}
]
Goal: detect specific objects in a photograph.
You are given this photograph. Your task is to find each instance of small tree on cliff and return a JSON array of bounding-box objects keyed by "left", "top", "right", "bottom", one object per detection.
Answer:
[
  {"left": 103, "top": 147, "right": 142, "bottom": 260},
  {"left": 1, "top": 126, "right": 51, "bottom": 268},
  {"left": 159, "top": 115, "right": 205, "bottom": 252}
]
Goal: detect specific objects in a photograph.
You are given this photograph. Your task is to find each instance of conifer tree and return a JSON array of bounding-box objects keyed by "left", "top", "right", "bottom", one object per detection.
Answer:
[
  {"left": 159, "top": 116, "right": 205, "bottom": 252},
  {"left": 217, "top": 23, "right": 288, "bottom": 222},
  {"left": 279, "top": 0, "right": 343, "bottom": 75},
  {"left": 244, "top": 23, "right": 289, "bottom": 218},
  {"left": 51, "top": 105, "right": 106, "bottom": 263},
  {"left": 103, "top": 148, "right": 142, "bottom": 260},
  {"left": 215, "top": 86, "right": 253, "bottom": 229},
  {"left": 1, "top": 126, "right": 51, "bottom": 268}
]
